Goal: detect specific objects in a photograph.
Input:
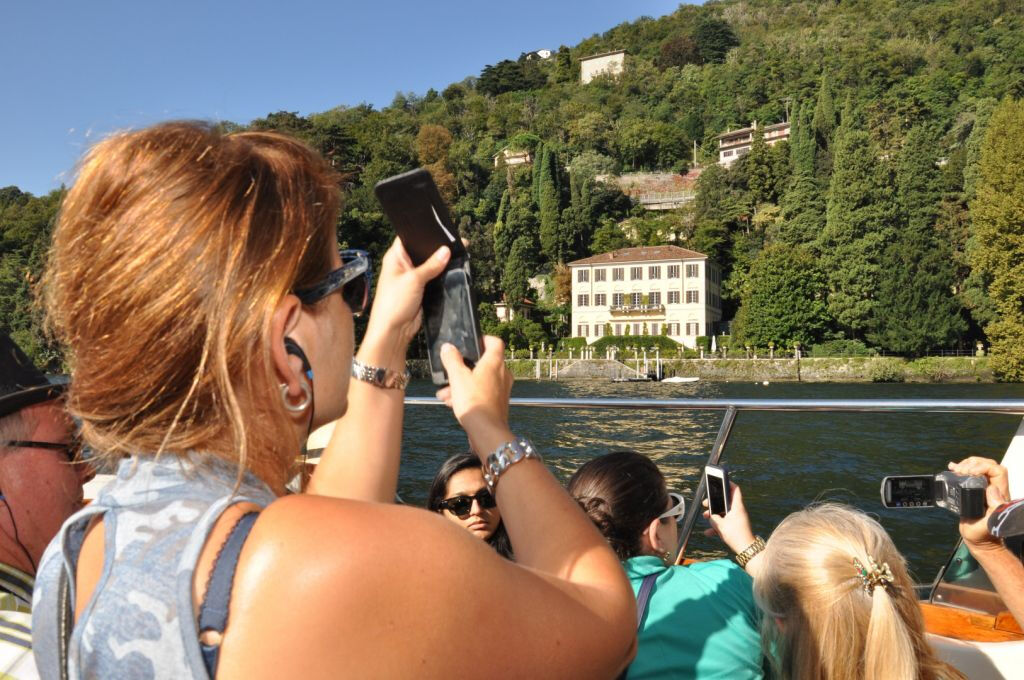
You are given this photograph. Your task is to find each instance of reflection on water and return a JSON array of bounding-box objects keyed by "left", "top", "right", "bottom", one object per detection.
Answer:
[{"left": 403, "top": 379, "right": 1024, "bottom": 581}]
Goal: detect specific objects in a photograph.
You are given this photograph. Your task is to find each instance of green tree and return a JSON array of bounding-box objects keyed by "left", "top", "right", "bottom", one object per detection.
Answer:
[
  {"left": 968, "top": 97, "right": 1024, "bottom": 379},
  {"left": 869, "top": 127, "right": 965, "bottom": 354},
  {"left": 819, "top": 123, "right": 896, "bottom": 339},
  {"left": 502, "top": 234, "right": 538, "bottom": 304},
  {"left": 811, "top": 75, "right": 837, "bottom": 182},
  {"left": 734, "top": 243, "right": 830, "bottom": 347},
  {"left": 694, "top": 15, "right": 739, "bottom": 64},
  {"left": 779, "top": 101, "right": 825, "bottom": 246},
  {"left": 745, "top": 127, "right": 774, "bottom": 205}
]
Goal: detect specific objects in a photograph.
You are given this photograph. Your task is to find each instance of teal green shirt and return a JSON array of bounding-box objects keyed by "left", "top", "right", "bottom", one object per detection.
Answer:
[{"left": 624, "top": 556, "right": 764, "bottom": 679}]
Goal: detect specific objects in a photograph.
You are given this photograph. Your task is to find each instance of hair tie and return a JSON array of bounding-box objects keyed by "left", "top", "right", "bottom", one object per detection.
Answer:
[{"left": 853, "top": 556, "right": 894, "bottom": 593}]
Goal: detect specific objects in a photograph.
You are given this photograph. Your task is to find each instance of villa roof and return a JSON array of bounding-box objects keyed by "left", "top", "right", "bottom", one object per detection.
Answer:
[
  {"left": 568, "top": 245, "right": 708, "bottom": 266},
  {"left": 716, "top": 121, "right": 790, "bottom": 139},
  {"left": 580, "top": 49, "right": 626, "bottom": 62}
]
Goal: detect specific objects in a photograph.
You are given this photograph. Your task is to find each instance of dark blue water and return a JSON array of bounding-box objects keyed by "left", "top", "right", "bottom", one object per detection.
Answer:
[{"left": 401, "top": 379, "right": 1024, "bottom": 583}]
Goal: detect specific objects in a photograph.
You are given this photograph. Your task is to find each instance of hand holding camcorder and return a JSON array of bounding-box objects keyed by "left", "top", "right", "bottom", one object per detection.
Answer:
[{"left": 880, "top": 472, "right": 988, "bottom": 520}]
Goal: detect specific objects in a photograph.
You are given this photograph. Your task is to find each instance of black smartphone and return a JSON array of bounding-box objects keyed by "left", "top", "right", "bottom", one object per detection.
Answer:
[
  {"left": 705, "top": 464, "right": 731, "bottom": 516},
  {"left": 374, "top": 168, "right": 484, "bottom": 385}
]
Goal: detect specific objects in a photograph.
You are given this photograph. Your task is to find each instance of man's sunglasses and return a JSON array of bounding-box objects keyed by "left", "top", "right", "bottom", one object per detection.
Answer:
[
  {"left": 293, "top": 249, "right": 372, "bottom": 316},
  {"left": 658, "top": 492, "right": 686, "bottom": 525},
  {"left": 438, "top": 489, "right": 496, "bottom": 518},
  {"left": 4, "top": 437, "right": 83, "bottom": 463}
]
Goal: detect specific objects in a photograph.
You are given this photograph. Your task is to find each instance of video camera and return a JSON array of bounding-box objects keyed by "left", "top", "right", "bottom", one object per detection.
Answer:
[{"left": 880, "top": 472, "right": 988, "bottom": 520}]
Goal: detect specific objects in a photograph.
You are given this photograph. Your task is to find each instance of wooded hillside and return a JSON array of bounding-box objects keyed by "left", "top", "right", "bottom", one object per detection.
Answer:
[{"left": 4, "top": 0, "right": 1024, "bottom": 376}]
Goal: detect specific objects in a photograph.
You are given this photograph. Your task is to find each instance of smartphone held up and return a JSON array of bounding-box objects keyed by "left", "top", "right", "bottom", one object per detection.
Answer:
[
  {"left": 705, "top": 464, "right": 731, "bottom": 517},
  {"left": 374, "top": 169, "right": 484, "bottom": 386}
]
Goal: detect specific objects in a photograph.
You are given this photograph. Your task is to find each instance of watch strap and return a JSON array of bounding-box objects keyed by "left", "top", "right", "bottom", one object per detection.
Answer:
[{"left": 736, "top": 536, "right": 767, "bottom": 568}]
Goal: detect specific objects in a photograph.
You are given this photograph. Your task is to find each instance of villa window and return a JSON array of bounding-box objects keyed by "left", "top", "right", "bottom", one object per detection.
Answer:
[
  {"left": 686, "top": 264, "right": 699, "bottom": 277},
  {"left": 595, "top": 269, "right": 606, "bottom": 282},
  {"left": 667, "top": 265, "right": 680, "bottom": 279},
  {"left": 613, "top": 293, "right": 624, "bottom": 306},
  {"left": 595, "top": 293, "right": 607, "bottom": 306},
  {"left": 648, "top": 266, "right": 661, "bottom": 279},
  {"left": 668, "top": 291, "right": 680, "bottom": 304},
  {"left": 630, "top": 293, "right": 642, "bottom": 306},
  {"left": 595, "top": 325, "right": 604, "bottom": 337},
  {"left": 630, "top": 266, "right": 642, "bottom": 280},
  {"left": 686, "top": 322, "right": 699, "bottom": 336},
  {"left": 649, "top": 292, "right": 661, "bottom": 305},
  {"left": 686, "top": 290, "right": 699, "bottom": 304},
  {"left": 615, "top": 323, "right": 622, "bottom": 335},
  {"left": 578, "top": 294, "right": 589, "bottom": 307},
  {"left": 612, "top": 267, "right": 624, "bottom": 281},
  {"left": 651, "top": 322, "right": 660, "bottom": 335},
  {"left": 577, "top": 269, "right": 589, "bottom": 282},
  {"left": 633, "top": 323, "right": 641, "bottom": 335}
]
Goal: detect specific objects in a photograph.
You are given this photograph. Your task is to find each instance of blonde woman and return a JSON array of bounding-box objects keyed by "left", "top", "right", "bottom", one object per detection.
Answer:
[
  {"left": 750, "top": 503, "right": 964, "bottom": 680},
  {"left": 31, "top": 122, "right": 635, "bottom": 679}
]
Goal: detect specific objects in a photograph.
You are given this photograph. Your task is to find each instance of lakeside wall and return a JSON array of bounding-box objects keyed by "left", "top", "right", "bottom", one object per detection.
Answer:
[{"left": 408, "top": 357, "right": 995, "bottom": 383}]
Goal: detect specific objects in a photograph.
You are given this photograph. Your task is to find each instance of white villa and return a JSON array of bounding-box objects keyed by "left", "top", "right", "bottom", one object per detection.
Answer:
[
  {"left": 567, "top": 245, "right": 722, "bottom": 349},
  {"left": 717, "top": 120, "right": 791, "bottom": 167}
]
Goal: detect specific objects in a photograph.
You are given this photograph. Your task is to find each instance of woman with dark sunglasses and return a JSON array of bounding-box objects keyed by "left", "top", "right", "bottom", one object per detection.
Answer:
[
  {"left": 31, "top": 121, "right": 635, "bottom": 679},
  {"left": 427, "top": 453, "right": 512, "bottom": 559},
  {"left": 568, "top": 451, "right": 766, "bottom": 680}
]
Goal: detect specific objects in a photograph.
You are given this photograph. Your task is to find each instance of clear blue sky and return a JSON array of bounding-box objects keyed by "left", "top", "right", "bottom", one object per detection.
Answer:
[{"left": 4, "top": 0, "right": 696, "bottom": 196}]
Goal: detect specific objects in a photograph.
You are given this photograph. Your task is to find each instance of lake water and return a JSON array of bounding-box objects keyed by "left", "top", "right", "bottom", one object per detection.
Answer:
[{"left": 401, "top": 379, "right": 1024, "bottom": 583}]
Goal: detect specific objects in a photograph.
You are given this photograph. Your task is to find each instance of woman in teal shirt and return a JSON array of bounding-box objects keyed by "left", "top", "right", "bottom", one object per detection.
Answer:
[{"left": 569, "top": 452, "right": 766, "bottom": 679}]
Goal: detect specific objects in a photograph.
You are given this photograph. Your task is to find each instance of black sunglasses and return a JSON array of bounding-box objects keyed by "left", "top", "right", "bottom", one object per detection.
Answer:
[
  {"left": 438, "top": 489, "right": 496, "bottom": 517},
  {"left": 293, "top": 249, "right": 372, "bottom": 316},
  {"left": 4, "top": 437, "right": 82, "bottom": 463}
]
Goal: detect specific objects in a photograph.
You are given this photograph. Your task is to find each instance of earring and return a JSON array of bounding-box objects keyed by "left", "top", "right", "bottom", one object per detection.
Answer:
[
  {"left": 663, "top": 552, "right": 672, "bottom": 565},
  {"left": 280, "top": 382, "right": 312, "bottom": 413}
]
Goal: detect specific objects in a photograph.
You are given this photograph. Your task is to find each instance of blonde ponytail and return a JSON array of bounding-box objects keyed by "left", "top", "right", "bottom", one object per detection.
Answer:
[
  {"left": 754, "top": 504, "right": 966, "bottom": 680},
  {"left": 864, "top": 584, "right": 916, "bottom": 680}
]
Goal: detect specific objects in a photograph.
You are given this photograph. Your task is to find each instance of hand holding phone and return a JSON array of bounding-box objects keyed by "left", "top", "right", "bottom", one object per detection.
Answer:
[
  {"left": 705, "top": 464, "right": 731, "bottom": 516},
  {"left": 374, "top": 169, "right": 484, "bottom": 386}
]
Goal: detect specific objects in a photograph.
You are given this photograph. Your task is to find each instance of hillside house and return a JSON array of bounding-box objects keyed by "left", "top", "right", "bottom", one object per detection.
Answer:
[
  {"left": 717, "top": 121, "right": 790, "bottom": 167},
  {"left": 580, "top": 50, "right": 625, "bottom": 84}
]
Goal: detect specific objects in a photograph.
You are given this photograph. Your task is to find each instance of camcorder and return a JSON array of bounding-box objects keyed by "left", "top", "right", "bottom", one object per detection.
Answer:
[{"left": 880, "top": 472, "right": 988, "bottom": 520}]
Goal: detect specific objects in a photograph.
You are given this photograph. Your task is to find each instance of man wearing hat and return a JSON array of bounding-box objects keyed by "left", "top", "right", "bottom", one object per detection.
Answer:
[{"left": 0, "top": 332, "right": 93, "bottom": 677}]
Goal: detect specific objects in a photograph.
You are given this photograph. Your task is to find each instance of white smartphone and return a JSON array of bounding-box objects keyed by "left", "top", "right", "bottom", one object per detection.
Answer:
[{"left": 705, "top": 464, "right": 731, "bottom": 516}]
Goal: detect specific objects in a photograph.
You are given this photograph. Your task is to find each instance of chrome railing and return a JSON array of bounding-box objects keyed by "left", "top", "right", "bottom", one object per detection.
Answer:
[{"left": 405, "top": 397, "right": 1024, "bottom": 562}]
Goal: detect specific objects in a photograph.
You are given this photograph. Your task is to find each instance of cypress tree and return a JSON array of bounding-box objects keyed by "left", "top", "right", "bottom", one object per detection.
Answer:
[
  {"left": 811, "top": 75, "right": 837, "bottom": 182},
  {"left": 746, "top": 127, "right": 774, "bottom": 205},
  {"left": 819, "top": 121, "right": 896, "bottom": 339},
  {"left": 538, "top": 147, "right": 566, "bottom": 262},
  {"left": 779, "top": 102, "right": 825, "bottom": 247},
  {"left": 968, "top": 97, "right": 1024, "bottom": 380},
  {"left": 868, "top": 126, "right": 965, "bottom": 354}
]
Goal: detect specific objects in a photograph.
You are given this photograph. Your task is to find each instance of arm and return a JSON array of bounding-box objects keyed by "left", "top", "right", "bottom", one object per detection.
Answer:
[
  {"left": 306, "top": 239, "right": 449, "bottom": 501},
  {"left": 702, "top": 484, "right": 765, "bottom": 579},
  {"left": 227, "top": 336, "right": 637, "bottom": 677},
  {"left": 224, "top": 496, "right": 637, "bottom": 679},
  {"left": 949, "top": 457, "right": 1024, "bottom": 626}
]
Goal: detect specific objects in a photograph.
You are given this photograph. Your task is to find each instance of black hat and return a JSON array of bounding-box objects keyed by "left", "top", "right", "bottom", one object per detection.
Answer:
[{"left": 0, "top": 332, "right": 68, "bottom": 419}]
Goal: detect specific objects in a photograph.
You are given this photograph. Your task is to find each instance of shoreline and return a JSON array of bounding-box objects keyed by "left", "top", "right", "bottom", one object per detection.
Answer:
[{"left": 409, "top": 356, "right": 998, "bottom": 383}]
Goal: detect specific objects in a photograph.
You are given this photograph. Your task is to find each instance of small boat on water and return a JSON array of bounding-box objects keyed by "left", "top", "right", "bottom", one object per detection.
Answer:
[{"left": 661, "top": 376, "right": 699, "bottom": 383}]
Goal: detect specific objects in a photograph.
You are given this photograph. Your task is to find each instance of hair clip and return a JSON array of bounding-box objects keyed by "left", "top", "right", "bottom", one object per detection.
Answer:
[{"left": 853, "top": 556, "right": 894, "bottom": 593}]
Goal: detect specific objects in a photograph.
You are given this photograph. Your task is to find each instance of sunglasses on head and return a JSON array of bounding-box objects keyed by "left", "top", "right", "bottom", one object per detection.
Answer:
[
  {"left": 658, "top": 492, "right": 686, "bottom": 525},
  {"left": 438, "top": 489, "right": 496, "bottom": 518},
  {"left": 293, "top": 249, "right": 372, "bottom": 316}
]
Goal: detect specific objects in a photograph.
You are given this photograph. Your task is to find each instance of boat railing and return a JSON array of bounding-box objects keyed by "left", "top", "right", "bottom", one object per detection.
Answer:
[{"left": 404, "top": 397, "right": 1024, "bottom": 561}]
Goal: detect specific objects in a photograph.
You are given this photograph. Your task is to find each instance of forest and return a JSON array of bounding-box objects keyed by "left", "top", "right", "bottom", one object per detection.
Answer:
[{"left": 3, "top": 0, "right": 1024, "bottom": 378}]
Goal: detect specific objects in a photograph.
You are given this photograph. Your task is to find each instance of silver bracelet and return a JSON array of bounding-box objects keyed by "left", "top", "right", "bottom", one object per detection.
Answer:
[
  {"left": 350, "top": 358, "right": 410, "bottom": 390},
  {"left": 482, "top": 438, "right": 541, "bottom": 491}
]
